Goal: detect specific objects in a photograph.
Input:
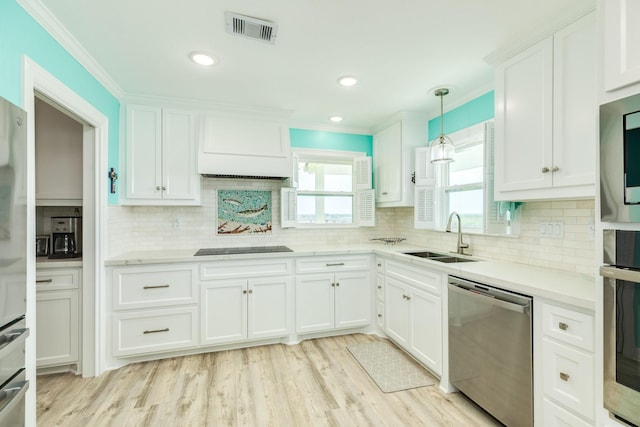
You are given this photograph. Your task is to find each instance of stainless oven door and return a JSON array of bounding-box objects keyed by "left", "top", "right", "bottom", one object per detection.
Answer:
[{"left": 601, "top": 265, "right": 640, "bottom": 426}]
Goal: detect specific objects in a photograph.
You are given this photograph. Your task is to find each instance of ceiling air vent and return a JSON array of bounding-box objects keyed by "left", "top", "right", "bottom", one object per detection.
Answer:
[{"left": 225, "top": 12, "right": 278, "bottom": 45}]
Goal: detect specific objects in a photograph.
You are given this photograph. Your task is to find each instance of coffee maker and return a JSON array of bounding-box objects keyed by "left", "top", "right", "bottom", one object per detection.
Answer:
[{"left": 49, "top": 216, "right": 82, "bottom": 258}]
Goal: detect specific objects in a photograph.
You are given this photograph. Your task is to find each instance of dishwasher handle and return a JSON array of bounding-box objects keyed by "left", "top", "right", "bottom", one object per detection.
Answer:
[{"left": 448, "top": 283, "right": 531, "bottom": 314}]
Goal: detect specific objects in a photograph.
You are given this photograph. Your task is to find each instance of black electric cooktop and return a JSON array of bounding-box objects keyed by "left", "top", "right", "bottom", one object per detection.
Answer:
[{"left": 194, "top": 246, "right": 293, "bottom": 256}]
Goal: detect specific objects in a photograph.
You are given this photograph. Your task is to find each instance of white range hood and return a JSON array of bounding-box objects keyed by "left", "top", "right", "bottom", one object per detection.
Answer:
[{"left": 197, "top": 112, "right": 292, "bottom": 179}]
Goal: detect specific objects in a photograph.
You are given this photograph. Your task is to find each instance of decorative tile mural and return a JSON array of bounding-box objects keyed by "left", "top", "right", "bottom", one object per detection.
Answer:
[{"left": 217, "top": 189, "right": 272, "bottom": 234}]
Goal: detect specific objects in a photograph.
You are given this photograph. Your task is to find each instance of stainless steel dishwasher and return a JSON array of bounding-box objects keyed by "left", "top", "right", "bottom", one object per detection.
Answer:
[{"left": 448, "top": 276, "right": 533, "bottom": 427}]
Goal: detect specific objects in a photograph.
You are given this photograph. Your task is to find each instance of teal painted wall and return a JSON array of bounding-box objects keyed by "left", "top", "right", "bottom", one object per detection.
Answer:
[
  {"left": 0, "top": 1, "right": 120, "bottom": 204},
  {"left": 290, "top": 128, "right": 373, "bottom": 156},
  {"left": 428, "top": 91, "right": 494, "bottom": 139}
]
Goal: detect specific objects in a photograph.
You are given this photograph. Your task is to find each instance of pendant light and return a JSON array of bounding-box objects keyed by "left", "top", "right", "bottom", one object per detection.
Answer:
[{"left": 429, "top": 88, "right": 455, "bottom": 164}]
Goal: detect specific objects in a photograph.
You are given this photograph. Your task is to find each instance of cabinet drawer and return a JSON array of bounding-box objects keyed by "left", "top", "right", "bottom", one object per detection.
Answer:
[
  {"left": 542, "top": 303, "right": 594, "bottom": 352},
  {"left": 200, "top": 259, "right": 291, "bottom": 280},
  {"left": 36, "top": 269, "right": 79, "bottom": 291},
  {"left": 112, "top": 306, "right": 198, "bottom": 357},
  {"left": 384, "top": 260, "right": 442, "bottom": 295},
  {"left": 113, "top": 265, "right": 197, "bottom": 310},
  {"left": 296, "top": 256, "right": 371, "bottom": 273},
  {"left": 376, "top": 301, "right": 384, "bottom": 329},
  {"left": 542, "top": 338, "right": 594, "bottom": 420},
  {"left": 376, "top": 274, "right": 384, "bottom": 301},
  {"left": 543, "top": 398, "right": 592, "bottom": 427}
]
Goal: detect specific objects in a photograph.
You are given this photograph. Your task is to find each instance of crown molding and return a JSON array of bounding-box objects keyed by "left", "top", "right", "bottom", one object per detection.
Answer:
[{"left": 17, "top": 0, "right": 124, "bottom": 99}]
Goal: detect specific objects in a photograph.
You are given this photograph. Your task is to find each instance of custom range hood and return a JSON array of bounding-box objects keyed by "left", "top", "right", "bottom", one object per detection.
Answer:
[{"left": 198, "top": 111, "right": 292, "bottom": 180}]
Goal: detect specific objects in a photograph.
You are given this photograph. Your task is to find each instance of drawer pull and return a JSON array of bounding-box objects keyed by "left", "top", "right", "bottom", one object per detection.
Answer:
[
  {"left": 143, "top": 284, "right": 170, "bottom": 290},
  {"left": 326, "top": 263, "right": 345, "bottom": 267},
  {"left": 378, "top": 314, "right": 382, "bottom": 318},
  {"left": 559, "top": 372, "right": 570, "bottom": 382},
  {"left": 143, "top": 328, "right": 169, "bottom": 334},
  {"left": 377, "top": 263, "right": 382, "bottom": 267},
  {"left": 558, "top": 322, "right": 569, "bottom": 331},
  {"left": 36, "top": 279, "right": 53, "bottom": 283},
  {"left": 335, "top": 282, "right": 340, "bottom": 287},
  {"left": 377, "top": 285, "right": 382, "bottom": 289}
]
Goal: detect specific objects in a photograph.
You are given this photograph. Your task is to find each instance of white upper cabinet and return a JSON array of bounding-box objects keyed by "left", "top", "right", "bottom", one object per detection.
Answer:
[
  {"left": 602, "top": 0, "right": 640, "bottom": 92},
  {"left": 124, "top": 105, "right": 200, "bottom": 205},
  {"left": 494, "top": 12, "right": 596, "bottom": 201},
  {"left": 373, "top": 113, "right": 426, "bottom": 207}
]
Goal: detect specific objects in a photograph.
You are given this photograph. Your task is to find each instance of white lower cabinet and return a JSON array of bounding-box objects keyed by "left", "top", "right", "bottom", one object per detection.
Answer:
[
  {"left": 35, "top": 268, "right": 81, "bottom": 369},
  {"left": 110, "top": 263, "right": 199, "bottom": 357},
  {"left": 537, "top": 300, "right": 595, "bottom": 426},
  {"left": 295, "top": 256, "right": 371, "bottom": 334},
  {"left": 201, "top": 276, "right": 290, "bottom": 345},
  {"left": 382, "top": 258, "right": 443, "bottom": 376}
]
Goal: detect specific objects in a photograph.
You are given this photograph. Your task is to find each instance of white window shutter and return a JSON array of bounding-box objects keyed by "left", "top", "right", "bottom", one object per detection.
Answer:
[
  {"left": 354, "top": 156, "right": 372, "bottom": 190},
  {"left": 414, "top": 147, "right": 435, "bottom": 185},
  {"left": 414, "top": 185, "right": 435, "bottom": 229},
  {"left": 289, "top": 151, "right": 299, "bottom": 188},
  {"left": 356, "top": 189, "right": 375, "bottom": 226},
  {"left": 280, "top": 187, "right": 297, "bottom": 228}
]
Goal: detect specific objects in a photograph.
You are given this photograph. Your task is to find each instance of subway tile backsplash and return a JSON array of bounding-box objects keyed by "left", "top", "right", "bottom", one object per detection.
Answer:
[{"left": 107, "top": 179, "right": 595, "bottom": 275}]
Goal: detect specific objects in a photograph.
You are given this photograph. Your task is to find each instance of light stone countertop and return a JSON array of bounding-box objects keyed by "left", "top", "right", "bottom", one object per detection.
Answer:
[
  {"left": 36, "top": 256, "right": 83, "bottom": 269},
  {"left": 105, "top": 243, "right": 596, "bottom": 310}
]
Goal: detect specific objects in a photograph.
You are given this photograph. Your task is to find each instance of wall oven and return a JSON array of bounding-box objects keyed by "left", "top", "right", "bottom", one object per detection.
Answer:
[{"left": 601, "top": 230, "right": 640, "bottom": 426}]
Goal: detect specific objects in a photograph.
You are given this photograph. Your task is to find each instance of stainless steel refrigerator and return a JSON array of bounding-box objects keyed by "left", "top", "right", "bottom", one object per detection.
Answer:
[{"left": 0, "top": 96, "right": 29, "bottom": 426}]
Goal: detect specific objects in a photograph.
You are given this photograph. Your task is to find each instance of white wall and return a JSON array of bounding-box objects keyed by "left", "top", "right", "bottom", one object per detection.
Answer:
[{"left": 107, "top": 179, "right": 595, "bottom": 275}]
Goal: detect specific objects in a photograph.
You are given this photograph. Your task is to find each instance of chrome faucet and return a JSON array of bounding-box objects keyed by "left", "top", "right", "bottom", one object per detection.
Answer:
[{"left": 446, "top": 212, "right": 469, "bottom": 255}]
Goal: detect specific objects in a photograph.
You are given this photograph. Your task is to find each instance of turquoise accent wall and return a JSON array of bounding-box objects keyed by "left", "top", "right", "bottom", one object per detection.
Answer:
[
  {"left": 0, "top": 1, "right": 121, "bottom": 204},
  {"left": 428, "top": 91, "right": 494, "bottom": 139},
  {"left": 290, "top": 128, "right": 373, "bottom": 156}
]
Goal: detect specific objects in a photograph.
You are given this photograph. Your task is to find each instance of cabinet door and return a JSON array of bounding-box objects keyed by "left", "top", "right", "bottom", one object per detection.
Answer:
[
  {"left": 161, "top": 109, "right": 200, "bottom": 201},
  {"left": 603, "top": 0, "right": 640, "bottom": 91},
  {"left": 334, "top": 271, "right": 371, "bottom": 329},
  {"left": 552, "top": 13, "right": 596, "bottom": 189},
  {"left": 247, "top": 276, "right": 290, "bottom": 340},
  {"left": 495, "top": 38, "right": 553, "bottom": 193},
  {"left": 126, "top": 105, "right": 162, "bottom": 200},
  {"left": 201, "top": 280, "right": 246, "bottom": 345},
  {"left": 295, "top": 274, "right": 334, "bottom": 334},
  {"left": 374, "top": 122, "right": 402, "bottom": 203},
  {"left": 384, "top": 277, "right": 410, "bottom": 348},
  {"left": 36, "top": 290, "right": 79, "bottom": 367},
  {"left": 409, "top": 287, "right": 442, "bottom": 375}
]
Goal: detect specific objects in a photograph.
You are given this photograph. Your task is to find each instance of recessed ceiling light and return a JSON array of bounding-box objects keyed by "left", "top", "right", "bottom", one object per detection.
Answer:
[
  {"left": 337, "top": 76, "right": 357, "bottom": 87},
  {"left": 189, "top": 52, "right": 216, "bottom": 66},
  {"left": 329, "top": 116, "right": 343, "bottom": 123}
]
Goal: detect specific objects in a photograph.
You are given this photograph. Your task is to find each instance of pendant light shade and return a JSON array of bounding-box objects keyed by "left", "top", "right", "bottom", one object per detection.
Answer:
[{"left": 429, "top": 88, "right": 455, "bottom": 164}]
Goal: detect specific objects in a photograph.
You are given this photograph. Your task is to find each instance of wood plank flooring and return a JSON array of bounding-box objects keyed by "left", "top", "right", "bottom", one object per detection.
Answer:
[{"left": 37, "top": 334, "right": 502, "bottom": 427}]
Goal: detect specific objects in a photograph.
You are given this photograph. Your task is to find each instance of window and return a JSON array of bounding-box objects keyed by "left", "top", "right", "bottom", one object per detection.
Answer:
[
  {"left": 281, "top": 149, "right": 374, "bottom": 228},
  {"left": 439, "top": 133, "right": 485, "bottom": 231}
]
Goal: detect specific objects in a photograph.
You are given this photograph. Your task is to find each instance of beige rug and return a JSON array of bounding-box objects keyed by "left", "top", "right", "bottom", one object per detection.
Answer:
[{"left": 347, "top": 340, "right": 435, "bottom": 393}]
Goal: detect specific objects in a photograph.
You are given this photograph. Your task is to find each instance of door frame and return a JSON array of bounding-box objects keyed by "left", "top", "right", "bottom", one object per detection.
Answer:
[{"left": 21, "top": 55, "right": 110, "bottom": 423}]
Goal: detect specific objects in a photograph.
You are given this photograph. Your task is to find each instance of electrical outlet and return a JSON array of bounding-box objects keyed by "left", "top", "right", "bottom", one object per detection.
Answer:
[
  {"left": 539, "top": 221, "right": 564, "bottom": 238},
  {"left": 173, "top": 217, "right": 182, "bottom": 229}
]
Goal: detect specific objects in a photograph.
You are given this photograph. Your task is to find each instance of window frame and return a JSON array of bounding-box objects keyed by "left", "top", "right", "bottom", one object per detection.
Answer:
[{"left": 291, "top": 148, "right": 367, "bottom": 229}]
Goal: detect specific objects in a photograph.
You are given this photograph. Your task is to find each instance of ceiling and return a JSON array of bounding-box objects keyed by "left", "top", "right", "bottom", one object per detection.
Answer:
[{"left": 34, "top": 0, "right": 595, "bottom": 133}]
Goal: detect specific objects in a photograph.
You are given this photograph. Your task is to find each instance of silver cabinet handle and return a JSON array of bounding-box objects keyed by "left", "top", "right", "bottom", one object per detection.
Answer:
[
  {"left": 243, "top": 289, "right": 254, "bottom": 294},
  {"left": 559, "top": 372, "right": 570, "bottom": 381},
  {"left": 143, "top": 284, "right": 170, "bottom": 289},
  {"left": 551, "top": 166, "right": 559, "bottom": 172},
  {"left": 143, "top": 328, "right": 169, "bottom": 334},
  {"left": 36, "top": 279, "right": 53, "bottom": 283},
  {"left": 162, "top": 186, "right": 167, "bottom": 190},
  {"left": 377, "top": 263, "right": 382, "bottom": 267},
  {"left": 541, "top": 167, "right": 550, "bottom": 173},
  {"left": 558, "top": 322, "right": 569, "bottom": 331},
  {"left": 382, "top": 192, "right": 388, "bottom": 195},
  {"left": 156, "top": 186, "right": 161, "bottom": 190},
  {"left": 377, "top": 314, "right": 382, "bottom": 318},
  {"left": 335, "top": 283, "right": 340, "bottom": 287},
  {"left": 402, "top": 294, "right": 411, "bottom": 300},
  {"left": 377, "top": 285, "right": 382, "bottom": 289},
  {"left": 326, "top": 263, "right": 345, "bottom": 266}
]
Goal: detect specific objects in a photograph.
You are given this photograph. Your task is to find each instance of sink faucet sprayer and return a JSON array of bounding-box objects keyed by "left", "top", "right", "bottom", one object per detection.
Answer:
[{"left": 445, "top": 212, "right": 469, "bottom": 255}]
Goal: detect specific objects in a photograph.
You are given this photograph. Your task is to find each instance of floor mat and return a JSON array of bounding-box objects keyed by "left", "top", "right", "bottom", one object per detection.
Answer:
[{"left": 347, "top": 340, "right": 436, "bottom": 393}]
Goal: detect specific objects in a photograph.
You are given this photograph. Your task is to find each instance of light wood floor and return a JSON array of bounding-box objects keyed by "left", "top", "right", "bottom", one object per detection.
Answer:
[{"left": 37, "top": 334, "right": 501, "bottom": 426}]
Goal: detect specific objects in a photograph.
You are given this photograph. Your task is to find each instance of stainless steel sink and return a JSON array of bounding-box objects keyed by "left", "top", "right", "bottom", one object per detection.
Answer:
[{"left": 403, "top": 251, "right": 477, "bottom": 263}]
